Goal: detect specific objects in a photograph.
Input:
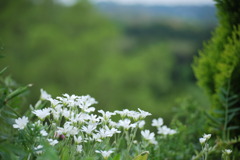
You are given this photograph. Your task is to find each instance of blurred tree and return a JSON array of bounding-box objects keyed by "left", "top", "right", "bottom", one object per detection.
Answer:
[
  {"left": 0, "top": 0, "right": 121, "bottom": 101},
  {"left": 0, "top": 0, "right": 214, "bottom": 123}
]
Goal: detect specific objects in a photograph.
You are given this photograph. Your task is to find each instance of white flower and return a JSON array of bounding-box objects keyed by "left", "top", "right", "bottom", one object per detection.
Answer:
[
  {"left": 138, "top": 108, "right": 151, "bottom": 119},
  {"left": 13, "top": 116, "right": 29, "bottom": 130},
  {"left": 34, "top": 145, "right": 43, "bottom": 154},
  {"left": 51, "top": 108, "right": 61, "bottom": 120},
  {"left": 76, "top": 95, "right": 97, "bottom": 112},
  {"left": 157, "top": 125, "right": 177, "bottom": 135},
  {"left": 32, "top": 108, "right": 51, "bottom": 120},
  {"left": 223, "top": 149, "right": 232, "bottom": 155},
  {"left": 74, "top": 136, "right": 83, "bottom": 144},
  {"left": 48, "top": 139, "right": 58, "bottom": 146},
  {"left": 76, "top": 145, "right": 83, "bottom": 153},
  {"left": 117, "top": 119, "right": 136, "bottom": 130},
  {"left": 199, "top": 137, "right": 207, "bottom": 144},
  {"left": 92, "top": 133, "right": 103, "bottom": 142},
  {"left": 138, "top": 120, "right": 145, "bottom": 129},
  {"left": 88, "top": 114, "right": 100, "bottom": 123},
  {"left": 81, "top": 124, "right": 97, "bottom": 135},
  {"left": 40, "top": 130, "right": 48, "bottom": 136},
  {"left": 62, "top": 108, "right": 71, "bottom": 119},
  {"left": 48, "top": 98, "right": 61, "bottom": 107},
  {"left": 75, "top": 113, "right": 90, "bottom": 123},
  {"left": 98, "top": 110, "right": 115, "bottom": 121},
  {"left": 141, "top": 130, "right": 157, "bottom": 144},
  {"left": 40, "top": 89, "right": 52, "bottom": 100},
  {"left": 108, "top": 120, "right": 117, "bottom": 127},
  {"left": 115, "top": 109, "right": 130, "bottom": 117},
  {"left": 152, "top": 118, "right": 163, "bottom": 128},
  {"left": 199, "top": 133, "right": 211, "bottom": 144},
  {"left": 97, "top": 126, "right": 121, "bottom": 138},
  {"left": 57, "top": 93, "right": 78, "bottom": 107},
  {"left": 95, "top": 150, "right": 114, "bottom": 159},
  {"left": 127, "top": 111, "right": 141, "bottom": 121},
  {"left": 203, "top": 134, "right": 211, "bottom": 140},
  {"left": 57, "top": 122, "right": 78, "bottom": 137}
]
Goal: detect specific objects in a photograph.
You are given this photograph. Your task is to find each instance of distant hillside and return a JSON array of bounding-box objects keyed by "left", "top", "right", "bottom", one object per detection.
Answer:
[{"left": 94, "top": 2, "right": 217, "bottom": 24}]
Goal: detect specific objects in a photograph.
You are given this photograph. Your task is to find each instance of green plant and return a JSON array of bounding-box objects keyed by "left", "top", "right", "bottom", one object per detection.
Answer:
[
  {"left": 0, "top": 67, "right": 31, "bottom": 159},
  {"left": 193, "top": 0, "right": 240, "bottom": 140}
]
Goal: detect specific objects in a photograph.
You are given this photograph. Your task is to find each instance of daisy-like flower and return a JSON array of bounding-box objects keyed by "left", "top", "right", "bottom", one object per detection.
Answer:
[
  {"left": 13, "top": 116, "right": 29, "bottom": 130},
  {"left": 81, "top": 124, "right": 97, "bottom": 135},
  {"left": 40, "top": 130, "right": 48, "bottom": 136},
  {"left": 57, "top": 122, "right": 78, "bottom": 137},
  {"left": 95, "top": 150, "right": 114, "bottom": 159},
  {"left": 40, "top": 89, "right": 52, "bottom": 101},
  {"left": 127, "top": 111, "right": 141, "bottom": 121},
  {"left": 92, "top": 133, "right": 103, "bottom": 142},
  {"left": 152, "top": 118, "right": 163, "bottom": 128},
  {"left": 117, "top": 119, "right": 136, "bottom": 130},
  {"left": 141, "top": 130, "right": 157, "bottom": 144},
  {"left": 108, "top": 120, "right": 117, "bottom": 127},
  {"left": 138, "top": 120, "right": 145, "bottom": 129},
  {"left": 97, "top": 126, "right": 121, "bottom": 138},
  {"left": 157, "top": 125, "right": 177, "bottom": 135},
  {"left": 199, "top": 133, "right": 211, "bottom": 144},
  {"left": 98, "top": 110, "right": 116, "bottom": 121},
  {"left": 88, "top": 114, "right": 100, "bottom": 123},
  {"left": 138, "top": 108, "right": 151, "bottom": 119},
  {"left": 76, "top": 95, "right": 97, "bottom": 112},
  {"left": 75, "top": 113, "right": 90, "bottom": 123},
  {"left": 199, "top": 137, "right": 207, "bottom": 144},
  {"left": 48, "top": 98, "right": 61, "bottom": 107},
  {"left": 76, "top": 145, "right": 83, "bottom": 153},
  {"left": 62, "top": 108, "right": 71, "bottom": 119},
  {"left": 115, "top": 109, "right": 130, "bottom": 118},
  {"left": 223, "top": 149, "right": 232, "bottom": 155},
  {"left": 74, "top": 136, "right": 83, "bottom": 144},
  {"left": 34, "top": 145, "right": 43, "bottom": 154},
  {"left": 48, "top": 139, "right": 58, "bottom": 146},
  {"left": 203, "top": 134, "right": 211, "bottom": 140},
  {"left": 32, "top": 108, "right": 51, "bottom": 120},
  {"left": 57, "top": 93, "right": 78, "bottom": 107}
]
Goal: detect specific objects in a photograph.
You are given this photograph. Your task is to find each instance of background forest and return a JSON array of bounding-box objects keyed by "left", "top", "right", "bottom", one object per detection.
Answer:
[{"left": 0, "top": 0, "right": 216, "bottom": 123}]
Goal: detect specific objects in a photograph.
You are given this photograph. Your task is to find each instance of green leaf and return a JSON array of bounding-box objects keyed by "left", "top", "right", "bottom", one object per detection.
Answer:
[
  {"left": 133, "top": 151, "right": 149, "bottom": 160},
  {"left": 37, "top": 142, "right": 59, "bottom": 160},
  {"left": 228, "top": 98, "right": 239, "bottom": 107},
  {"left": 112, "top": 154, "right": 121, "bottom": 160},
  {"left": 204, "top": 112, "right": 221, "bottom": 125},
  {"left": 227, "top": 126, "right": 240, "bottom": 131},
  {"left": 0, "top": 67, "right": 7, "bottom": 75},
  {"left": 213, "top": 109, "right": 225, "bottom": 115},
  {"left": 5, "top": 84, "right": 32, "bottom": 102},
  {"left": 227, "top": 112, "right": 236, "bottom": 123},
  {"left": 228, "top": 107, "right": 240, "bottom": 113}
]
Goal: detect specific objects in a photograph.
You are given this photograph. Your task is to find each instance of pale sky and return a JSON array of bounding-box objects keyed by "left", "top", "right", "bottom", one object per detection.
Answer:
[
  {"left": 92, "top": 0, "right": 215, "bottom": 6},
  {"left": 58, "top": 0, "right": 215, "bottom": 6}
]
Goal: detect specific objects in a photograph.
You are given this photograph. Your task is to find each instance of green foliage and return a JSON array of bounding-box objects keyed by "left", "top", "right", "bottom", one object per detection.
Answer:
[
  {"left": 132, "top": 151, "right": 149, "bottom": 160},
  {"left": 148, "top": 97, "right": 207, "bottom": 160},
  {"left": 0, "top": 68, "right": 31, "bottom": 159},
  {"left": 193, "top": 0, "right": 240, "bottom": 139}
]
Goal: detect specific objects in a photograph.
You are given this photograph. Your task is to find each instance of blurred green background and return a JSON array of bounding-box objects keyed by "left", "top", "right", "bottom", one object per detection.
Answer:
[{"left": 0, "top": 0, "right": 216, "bottom": 123}]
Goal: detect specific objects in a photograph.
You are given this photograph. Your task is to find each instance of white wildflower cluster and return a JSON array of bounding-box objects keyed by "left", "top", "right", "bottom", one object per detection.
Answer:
[
  {"left": 151, "top": 118, "right": 177, "bottom": 136},
  {"left": 13, "top": 89, "right": 178, "bottom": 158},
  {"left": 199, "top": 133, "right": 211, "bottom": 144}
]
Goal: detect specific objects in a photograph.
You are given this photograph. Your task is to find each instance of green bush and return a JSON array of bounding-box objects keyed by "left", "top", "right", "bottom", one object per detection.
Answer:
[{"left": 193, "top": 0, "right": 240, "bottom": 139}]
